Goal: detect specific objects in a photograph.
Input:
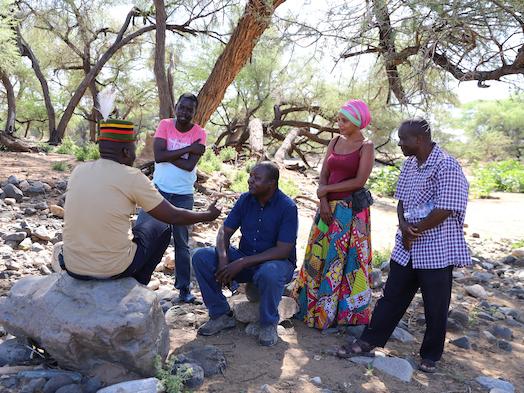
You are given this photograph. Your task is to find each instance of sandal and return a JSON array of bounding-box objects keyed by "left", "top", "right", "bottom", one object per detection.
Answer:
[
  {"left": 336, "top": 339, "right": 374, "bottom": 358},
  {"left": 419, "top": 359, "right": 436, "bottom": 373}
]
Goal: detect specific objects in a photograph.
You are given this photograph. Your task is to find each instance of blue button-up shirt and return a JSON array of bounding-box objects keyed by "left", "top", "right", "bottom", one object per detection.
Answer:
[
  {"left": 391, "top": 144, "right": 471, "bottom": 269},
  {"left": 224, "top": 189, "right": 299, "bottom": 264}
]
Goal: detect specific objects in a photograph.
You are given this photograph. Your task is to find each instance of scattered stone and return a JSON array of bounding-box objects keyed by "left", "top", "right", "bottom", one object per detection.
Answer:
[
  {"left": 472, "top": 233, "right": 480, "bottom": 238},
  {"left": 82, "top": 376, "right": 102, "bottom": 393},
  {"left": 21, "top": 377, "right": 46, "bottom": 393},
  {"left": 372, "top": 356, "right": 414, "bottom": 383},
  {"left": 55, "top": 384, "right": 83, "bottom": 393},
  {"left": 446, "top": 318, "right": 464, "bottom": 333},
  {"left": 34, "top": 201, "right": 48, "bottom": 210},
  {"left": 2, "top": 184, "right": 23, "bottom": 202},
  {"left": 450, "top": 336, "right": 471, "bottom": 349},
  {"left": 31, "top": 242, "right": 45, "bottom": 252},
  {"left": 475, "top": 376, "right": 515, "bottom": 392},
  {"left": 491, "top": 325, "right": 513, "bottom": 340},
  {"left": 4, "top": 232, "right": 27, "bottom": 243},
  {"left": 391, "top": 326, "right": 415, "bottom": 343},
  {"left": 0, "top": 338, "right": 34, "bottom": 366},
  {"left": 147, "top": 278, "right": 160, "bottom": 291},
  {"left": 175, "top": 345, "right": 226, "bottom": 377},
  {"left": 497, "top": 340, "right": 512, "bottom": 352},
  {"left": 232, "top": 296, "right": 298, "bottom": 323},
  {"left": 171, "top": 362, "right": 205, "bottom": 389},
  {"left": 482, "top": 330, "right": 498, "bottom": 344},
  {"left": 370, "top": 268, "right": 382, "bottom": 289},
  {"left": 43, "top": 375, "right": 75, "bottom": 393},
  {"left": 472, "top": 272, "right": 494, "bottom": 283},
  {"left": 49, "top": 205, "right": 65, "bottom": 218},
  {"left": 4, "top": 198, "right": 16, "bottom": 206},
  {"left": 33, "top": 226, "right": 53, "bottom": 241},
  {"left": 5, "top": 260, "right": 21, "bottom": 270},
  {"left": 18, "top": 237, "right": 32, "bottom": 251},
  {"left": 510, "top": 247, "right": 524, "bottom": 259},
  {"left": 465, "top": 284, "right": 488, "bottom": 299},
  {"left": 449, "top": 309, "right": 469, "bottom": 327},
  {"left": 310, "top": 376, "right": 322, "bottom": 385},
  {"left": 0, "top": 274, "right": 169, "bottom": 384},
  {"left": 7, "top": 175, "right": 19, "bottom": 185},
  {"left": 97, "top": 378, "right": 163, "bottom": 393},
  {"left": 258, "top": 384, "right": 278, "bottom": 393},
  {"left": 24, "top": 207, "right": 37, "bottom": 216}
]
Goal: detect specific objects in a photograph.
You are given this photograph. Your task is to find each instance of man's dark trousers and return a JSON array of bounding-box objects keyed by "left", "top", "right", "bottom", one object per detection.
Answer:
[{"left": 361, "top": 260, "right": 453, "bottom": 361}]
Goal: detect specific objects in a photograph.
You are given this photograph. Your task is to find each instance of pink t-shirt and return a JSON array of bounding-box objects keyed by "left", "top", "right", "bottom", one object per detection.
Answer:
[{"left": 152, "top": 119, "right": 207, "bottom": 194}]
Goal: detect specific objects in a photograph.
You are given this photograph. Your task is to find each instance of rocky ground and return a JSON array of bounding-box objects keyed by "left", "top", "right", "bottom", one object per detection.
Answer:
[{"left": 0, "top": 152, "right": 523, "bottom": 393}]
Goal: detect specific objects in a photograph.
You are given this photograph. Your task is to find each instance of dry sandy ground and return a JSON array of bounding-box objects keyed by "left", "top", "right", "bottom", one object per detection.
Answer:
[{"left": 1, "top": 152, "right": 523, "bottom": 393}]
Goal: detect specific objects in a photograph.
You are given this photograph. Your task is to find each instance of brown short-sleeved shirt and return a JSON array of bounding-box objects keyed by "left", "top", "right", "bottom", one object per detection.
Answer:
[{"left": 63, "top": 158, "right": 164, "bottom": 277}]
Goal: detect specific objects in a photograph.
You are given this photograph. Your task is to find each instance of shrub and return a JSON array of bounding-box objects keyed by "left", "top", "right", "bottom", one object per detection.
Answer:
[
  {"left": 56, "top": 136, "right": 78, "bottom": 155},
  {"left": 280, "top": 178, "right": 299, "bottom": 198},
  {"left": 372, "top": 249, "right": 391, "bottom": 268},
  {"left": 230, "top": 170, "right": 248, "bottom": 193},
  {"left": 199, "top": 148, "right": 222, "bottom": 174},
  {"left": 219, "top": 146, "right": 236, "bottom": 162},
  {"left": 37, "top": 142, "right": 54, "bottom": 153},
  {"left": 471, "top": 159, "right": 524, "bottom": 198},
  {"left": 368, "top": 166, "right": 400, "bottom": 197},
  {"left": 52, "top": 161, "right": 69, "bottom": 172},
  {"left": 154, "top": 356, "right": 190, "bottom": 393},
  {"left": 75, "top": 142, "right": 100, "bottom": 162}
]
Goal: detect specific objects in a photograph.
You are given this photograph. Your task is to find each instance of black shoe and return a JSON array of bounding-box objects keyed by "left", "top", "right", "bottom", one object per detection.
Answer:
[{"left": 178, "top": 289, "right": 196, "bottom": 303}]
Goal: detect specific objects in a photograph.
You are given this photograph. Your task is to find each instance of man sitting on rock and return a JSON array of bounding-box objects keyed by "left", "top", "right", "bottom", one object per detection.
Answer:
[
  {"left": 338, "top": 118, "right": 470, "bottom": 373},
  {"left": 192, "top": 161, "right": 298, "bottom": 347},
  {"left": 61, "top": 119, "right": 220, "bottom": 285}
]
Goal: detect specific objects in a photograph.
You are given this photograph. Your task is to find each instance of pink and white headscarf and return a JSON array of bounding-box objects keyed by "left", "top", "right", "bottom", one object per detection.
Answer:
[{"left": 339, "top": 99, "right": 371, "bottom": 129}]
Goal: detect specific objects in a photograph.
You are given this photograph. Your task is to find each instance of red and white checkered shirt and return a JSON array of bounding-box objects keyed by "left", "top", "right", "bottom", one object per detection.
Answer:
[{"left": 391, "top": 144, "right": 471, "bottom": 269}]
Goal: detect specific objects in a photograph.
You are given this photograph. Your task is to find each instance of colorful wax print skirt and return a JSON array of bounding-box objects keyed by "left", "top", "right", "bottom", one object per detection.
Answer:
[{"left": 291, "top": 199, "right": 372, "bottom": 329}]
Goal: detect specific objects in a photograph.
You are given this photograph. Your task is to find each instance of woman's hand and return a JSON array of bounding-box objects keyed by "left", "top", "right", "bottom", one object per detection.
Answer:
[
  {"left": 317, "top": 185, "right": 329, "bottom": 199},
  {"left": 319, "top": 198, "right": 333, "bottom": 226}
]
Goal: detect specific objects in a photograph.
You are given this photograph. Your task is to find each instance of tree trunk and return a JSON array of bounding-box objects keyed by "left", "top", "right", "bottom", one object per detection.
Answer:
[
  {"left": 195, "top": 0, "right": 286, "bottom": 126},
  {"left": 0, "top": 71, "right": 16, "bottom": 135},
  {"left": 274, "top": 127, "right": 303, "bottom": 163},
  {"left": 88, "top": 78, "right": 99, "bottom": 142},
  {"left": 154, "top": 0, "right": 173, "bottom": 120},
  {"left": 248, "top": 118, "right": 264, "bottom": 154}
]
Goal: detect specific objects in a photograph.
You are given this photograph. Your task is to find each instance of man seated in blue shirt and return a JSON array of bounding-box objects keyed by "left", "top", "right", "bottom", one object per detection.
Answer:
[{"left": 192, "top": 161, "right": 298, "bottom": 347}]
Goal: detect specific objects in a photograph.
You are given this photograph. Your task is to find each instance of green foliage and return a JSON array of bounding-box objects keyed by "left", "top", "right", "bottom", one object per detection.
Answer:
[
  {"left": 56, "top": 137, "right": 78, "bottom": 155},
  {"left": 368, "top": 166, "right": 400, "bottom": 197},
  {"left": 230, "top": 169, "right": 248, "bottom": 193},
  {"left": 0, "top": 1, "right": 21, "bottom": 73},
  {"left": 199, "top": 148, "right": 222, "bottom": 174},
  {"left": 280, "top": 178, "right": 299, "bottom": 198},
  {"left": 52, "top": 161, "right": 69, "bottom": 172},
  {"left": 219, "top": 146, "right": 236, "bottom": 162},
  {"left": 511, "top": 239, "right": 524, "bottom": 249},
  {"left": 75, "top": 142, "right": 100, "bottom": 162},
  {"left": 37, "top": 142, "right": 54, "bottom": 153},
  {"left": 471, "top": 159, "right": 524, "bottom": 198},
  {"left": 154, "top": 356, "right": 190, "bottom": 393},
  {"left": 372, "top": 249, "right": 391, "bottom": 269}
]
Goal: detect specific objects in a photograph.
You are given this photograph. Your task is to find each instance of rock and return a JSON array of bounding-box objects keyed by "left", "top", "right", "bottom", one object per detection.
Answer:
[
  {"left": 475, "top": 376, "right": 515, "bottom": 392},
  {"left": 175, "top": 345, "right": 226, "bottom": 377},
  {"left": 43, "top": 375, "right": 75, "bottom": 393},
  {"left": 310, "top": 376, "right": 322, "bottom": 385},
  {"left": 56, "top": 179, "right": 68, "bottom": 191},
  {"left": 18, "top": 238, "right": 32, "bottom": 251},
  {"left": 147, "top": 278, "right": 160, "bottom": 291},
  {"left": 345, "top": 325, "right": 366, "bottom": 338},
  {"left": 0, "top": 274, "right": 169, "bottom": 384},
  {"left": 472, "top": 272, "right": 494, "bottom": 283},
  {"left": 482, "top": 330, "right": 498, "bottom": 344},
  {"left": 446, "top": 318, "right": 464, "bottom": 333},
  {"left": 2, "top": 184, "right": 24, "bottom": 202},
  {"left": 55, "top": 384, "right": 83, "bottom": 393},
  {"left": 4, "top": 197, "right": 16, "bottom": 206},
  {"left": 472, "top": 233, "right": 480, "bottom": 238},
  {"left": 7, "top": 175, "right": 19, "bottom": 185},
  {"left": 450, "top": 336, "right": 471, "bottom": 349},
  {"left": 49, "top": 205, "right": 65, "bottom": 218},
  {"left": 259, "top": 384, "right": 278, "bottom": 393},
  {"left": 465, "top": 284, "right": 488, "bottom": 299},
  {"left": 97, "top": 378, "right": 163, "bottom": 393},
  {"left": 481, "top": 262, "right": 494, "bottom": 270},
  {"left": 21, "top": 377, "right": 47, "bottom": 393},
  {"left": 26, "top": 181, "right": 46, "bottom": 195},
  {"left": 372, "top": 356, "right": 414, "bottom": 383},
  {"left": 4, "top": 232, "right": 27, "bottom": 243},
  {"left": 245, "top": 282, "right": 260, "bottom": 302},
  {"left": 511, "top": 247, "right": 524, "bottom": 259},
  {"left": 370, "top": 268, "right": 382, "bottom": 289},
  {"left": 31, "top": 242, "right": 45, "bottom": 252},
  {"left": 497, "top": 340, "right": 512, "bottom": 352},
  {"left": 171, "top": 362, "right": 205, "bottom": 389},
  {"left": 232, "top": 296, "right": 298, "bottom": 323},
  {"left": 24, "top": 207, "right": 37, "bottom": 216},
  {"left": 33, "top": 226, "right": 53, "bottom": 241},
  {"left": 491, "top": 325, "right": 512, "bottom": 340},
  {"left": 82, "top": 376, "right": 102, "bottom": 393},
  {"left": 34, "top": 201, "right": 48, "bottom": 210},
  {"left": 0, "top": 338, "right": 34, "bottom": 366},
  {"left": 391, "top": 326, "right": 415, "bottom": 343},
  {"left": 449, "top": 309, "right": 469, "bottom": 327},
  {"left": 5, "top": 260, "right": 21, "bottom": 270}
]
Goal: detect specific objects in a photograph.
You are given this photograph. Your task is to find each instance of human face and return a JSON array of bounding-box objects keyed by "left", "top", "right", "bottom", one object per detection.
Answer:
[
  {"left": 248, "top": 166, "right": 273, "bottom": 197},
  {"left": 397, "top": 126, "right": 419, "bottom": 157},
  {"left": 337, "top": 113, "right": 360, "bottom": 136},
  {"left": 175, "top": 98, "right": 197, "bottom": 124}
]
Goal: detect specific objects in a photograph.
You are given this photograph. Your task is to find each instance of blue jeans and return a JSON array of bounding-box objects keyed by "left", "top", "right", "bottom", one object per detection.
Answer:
[
  {"left": 192, "top": 246, "right": 295, "bottom": 326},
  {"left": 137, "top": 191, "right": 194, "bottom": 291}
]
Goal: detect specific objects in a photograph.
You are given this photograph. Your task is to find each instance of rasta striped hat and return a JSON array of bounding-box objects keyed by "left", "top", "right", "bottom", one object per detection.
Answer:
[
  {"left": 98, "top": 119, "right": 135, "bottom": 142},
  {"left": 339, "top": 99, "right": 371, "bottom": 129}
]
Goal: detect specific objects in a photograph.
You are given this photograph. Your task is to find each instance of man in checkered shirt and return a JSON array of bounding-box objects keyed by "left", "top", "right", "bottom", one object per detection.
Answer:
[{"left": 339, "top": 118, "right": 470, "bottom": 373}]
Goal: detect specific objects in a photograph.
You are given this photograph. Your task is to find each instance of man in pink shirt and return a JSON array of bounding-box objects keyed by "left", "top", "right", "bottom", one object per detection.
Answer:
[{"left": 137, "top": 93, "right": 206, "bottom": 302}]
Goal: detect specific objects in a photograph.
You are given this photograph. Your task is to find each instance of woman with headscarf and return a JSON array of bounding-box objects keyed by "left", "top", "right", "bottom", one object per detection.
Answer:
[{"left": 292, "top": 99, "right": 375, "bottom": 330}]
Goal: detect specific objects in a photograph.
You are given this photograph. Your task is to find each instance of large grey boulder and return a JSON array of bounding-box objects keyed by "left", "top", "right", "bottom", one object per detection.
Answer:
[{"left": 0, "top": 273, "right": 169, "bottom": 384}]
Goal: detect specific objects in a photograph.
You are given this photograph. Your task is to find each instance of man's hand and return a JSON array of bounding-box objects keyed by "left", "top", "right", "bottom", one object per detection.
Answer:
[
  {"left": 317, "top": 185, "right": 329, "bottom": 199},
  {"left": 206, "top": 199, "right": 221, "bottom": 221},
  {"left": 188, "top": 139, "right": 205, "bottom": 155},
  {"left": 319, "top": 198, "right": 333, "bottom": 226},
  {"left": 399, "top": 221, "right": 421, "bottom": 251},
  {"left": 215, "top": 258, "right": 245, "bottom": 285}
]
